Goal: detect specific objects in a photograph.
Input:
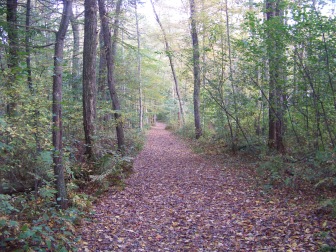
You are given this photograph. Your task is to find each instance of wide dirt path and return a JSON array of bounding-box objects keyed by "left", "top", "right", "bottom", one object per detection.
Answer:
[{"left": 79, "top": 123, "right": 335, "bottom": 251}]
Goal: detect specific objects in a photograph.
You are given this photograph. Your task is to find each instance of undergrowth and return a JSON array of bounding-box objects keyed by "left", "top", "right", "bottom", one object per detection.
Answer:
[
  {"left": 173, "top": 122, "right": 336, "bottom": 218},
  {"left": 0, "top": 128, "right": 146, "bottom": 251},
  {"left": 0, "top": 187, "right": 89, "bottom": 251}
]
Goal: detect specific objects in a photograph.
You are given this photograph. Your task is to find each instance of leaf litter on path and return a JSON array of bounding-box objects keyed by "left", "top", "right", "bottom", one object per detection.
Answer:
[{"left": 78, "top": 123, "right": 336, "bottom": 251}]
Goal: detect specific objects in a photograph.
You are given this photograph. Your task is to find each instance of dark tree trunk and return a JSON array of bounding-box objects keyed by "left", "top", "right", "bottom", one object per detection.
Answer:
[
  {"left": 98, "top": 0, "right": 125, "bottom": 152},
  {"left": 190, "top": 0, "right": 202, "bottom": 139},
  {"left": 83, "top": 0, "right": 98, "bottom": 159},
  {"left": 52, "top": 0, "right": 72, "bottom": 209},
  {"left": 6, "top": 0, "right": 19, "bottom": 117},
  {"left": 25, "top": 0, "right": 33, "bottom": 91}
]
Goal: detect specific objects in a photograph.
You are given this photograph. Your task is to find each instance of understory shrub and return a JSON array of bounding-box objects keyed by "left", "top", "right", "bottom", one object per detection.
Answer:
[
  {"left": 256, "top": 149, "right": 336, "bottom": 191},
  {"left": 90, "top": 151, "right": 134, "bottom": 194},
  {"left": 0, "top": 189, "right": 88, "bottom": 251}
]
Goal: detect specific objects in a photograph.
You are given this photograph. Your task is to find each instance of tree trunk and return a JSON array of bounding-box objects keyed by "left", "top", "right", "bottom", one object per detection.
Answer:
[
  {"left": 135, "top": 1, "right": 143, "bottom": 130},
  {"left": 6, "top": 0, "right": 19, "bottom": 117},
  {"left": 25, "top": 0, "right": 33, "bottom": 91},
  {"left": 70, "top": 6, "right": 81, "bottom": 97},
  {"left": 224, "top": 0, "right": 239, "bottom": 151},
  {"left": 98, "top": 31, "right": 107, "bottom": 97},
  {"left": 26, "top": 0, "right": 41, "bottom": 151},
  {"left": 98, "top": 0, "right": 125, "bottom": 152},
  {"left": 150, "top": 0, "right": 185, "bottom": 126},
  {"left": 190, "top": 0, "right": 202, "bottom": 139},
  {"left": 83, "top": 0, "right": 97, "bottom": 159},
  {"left": 266, "top": 0, "right": 285, "bottom": 152},
  {"left": 52, "top": 0, "right": 72, "bottom": 209}
]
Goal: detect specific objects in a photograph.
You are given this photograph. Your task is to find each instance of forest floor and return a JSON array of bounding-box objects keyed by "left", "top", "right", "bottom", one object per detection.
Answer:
[{"left": 78, "top": 123, "right": 336, "bottom": 251}]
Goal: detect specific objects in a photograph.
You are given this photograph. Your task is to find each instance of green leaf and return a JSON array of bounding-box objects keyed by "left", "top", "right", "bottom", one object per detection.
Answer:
[{"left": 46, "top": 239, "right": 52, "bottom": 250}]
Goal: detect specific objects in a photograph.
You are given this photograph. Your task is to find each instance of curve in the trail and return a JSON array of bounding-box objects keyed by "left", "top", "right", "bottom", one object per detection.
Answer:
[{"left": 79, "top": 123, "right": 333, "bottom": 251}]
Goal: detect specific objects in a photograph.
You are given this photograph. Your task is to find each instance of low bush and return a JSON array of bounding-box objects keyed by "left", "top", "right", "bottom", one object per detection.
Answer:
[{"left": 0, "top": 188, "right": 89, "bottom": 251}]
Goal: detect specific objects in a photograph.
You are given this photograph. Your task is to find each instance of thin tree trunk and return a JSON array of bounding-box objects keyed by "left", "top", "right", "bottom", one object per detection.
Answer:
[
  {"left": 150, "top": 0, "right": 185, "bottom": 126},
  {"left": 135, "top": 2, "right": 143, "bottom": 130},
  {"left": 98, "top": 31, "right": 107, "bottom": 96},
  {"left": 98, "top": 0, "right": 125, "bottom": 152},
  {"left": 25, "top": 0, "right": 33, "bottom": 92},
  {"left": 190, "top": 0, "right": 202, "bottom": 139},
  {"left": 70, "top": 6, "right": 80, "bottom": 97},
  {"left": 26, "top": 0, "right": 41, "bottom": 151},
  {"left": 224, "top": 0, "right": 239, "bottom": 144},
  {"left": 52, "top": 0, "right": 72, "bottom": 209},
  {"left": 83, "top": 0, "right": 97, "bottom": 159},
  {"left": 26, "top": 0, "right": 41, "bottom": 196}
]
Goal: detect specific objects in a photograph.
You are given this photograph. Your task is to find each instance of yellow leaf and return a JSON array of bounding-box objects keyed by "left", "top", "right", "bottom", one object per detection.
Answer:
[{"left": 172, "top": 222, "right": 179, "bottom": 227}]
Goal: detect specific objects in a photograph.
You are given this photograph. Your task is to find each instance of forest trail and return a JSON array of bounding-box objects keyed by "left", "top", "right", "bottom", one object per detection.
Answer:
[{"left": 79, "top": 123, "right": 335, "bottom": 251}]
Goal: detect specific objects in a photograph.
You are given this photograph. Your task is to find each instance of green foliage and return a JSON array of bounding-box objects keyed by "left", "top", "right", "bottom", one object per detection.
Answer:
[
  {"left": 257, "top": 156, "right": 289, "bottom": 185},
  {"left": 319, "top": 198, "right": 336, "bottom": 217},
  {"left": 90, "top": 151, "right": 134, "bottom": 194},
  {"left": 124, "top": 129, "right": 146, "bottom": 155},
  {"left": 0, "top": 194, "right": 18, "bottom": 215},
  {"left": 320, "top": 245, "right": 336, "bottom": 252},
  {"left": 0, "top": 191, "right": 86, "bottom": 251},
  {"left": 255, "top": 148, "right": 336, "bottom": 191},
  {"left": 176, "top": 121, "right": 197, "bottom": 139}
]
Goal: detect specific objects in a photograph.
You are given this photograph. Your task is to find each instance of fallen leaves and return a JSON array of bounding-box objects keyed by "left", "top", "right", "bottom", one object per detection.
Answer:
[{"left": 78, "top": 123, "right": 336, "bottom": 251}]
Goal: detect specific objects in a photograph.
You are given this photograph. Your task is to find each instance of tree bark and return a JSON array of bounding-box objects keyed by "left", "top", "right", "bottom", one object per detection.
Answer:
[
  {"left": 98, "top": 0, "right": 125, "bottom": 152},
  {"left": 266, "top": 0, "right": 285, "bottom": 152},
  {"left": 135, "top": 1, "right": 143, "bottom": 130},
  {"left": 190, "top": 0, "right": 202, "bottom": 139},
  {"left": 82, "top": 0, "right": 98, "bottom": 160},
  {"left": 25, "top": 0, "right": 33, "bottom": 92},
  {"left": 6, "top": 0, "right": 19, "bottom": 117},
  {"left": 52, "top": 0, "right": 72, "bottom": 209},
  {"left": 98, "top": 31, "right": 107, "bottom": 96},
  {"left": 150, "top": 0, "right": 185, "bottom": 126},
  {"left": 70, "top": 6, "right": 81, "bottom": 97}
]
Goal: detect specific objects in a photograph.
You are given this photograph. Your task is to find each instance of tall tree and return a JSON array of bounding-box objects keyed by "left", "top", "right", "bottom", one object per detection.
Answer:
[
  {"left": 190, "top": 0, "right": 202, "bottom": 139},
  {"left": 25, "top": 0, "right": 33, "bottom": 91},
  {"left": 150, "top": 0, "right": 185, "bottom": 126},
  {"left": 83, "top": 0, "right": 98, "bottom": 159},
  {"left": 98, "top": 31, "right": 107, "bottom": 96},
  {"left": 26, "top": 0, "right": 41, "bottom": 155},
  {"left": 98, "top": 0, "right": 125, "bottom": 152},
  {"left": 52, "top": 0, "right": 72, "bottom": 209},
  {"left": 70, "top": 4, "right": 80, "bottom": 96},
  {"left": 135, "top": 0, "right": 143, "bottom": 130},
  {"left": 6, "top": 0, "right": 19, "bottom": 117},
  {"left": 266, "top": 0, "right": 285, "bottom": 152}
]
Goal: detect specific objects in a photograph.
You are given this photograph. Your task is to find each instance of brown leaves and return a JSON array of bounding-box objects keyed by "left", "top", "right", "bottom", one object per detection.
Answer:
[{"left": 78, "top": 123, "right": 336, "bottom": 251}]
